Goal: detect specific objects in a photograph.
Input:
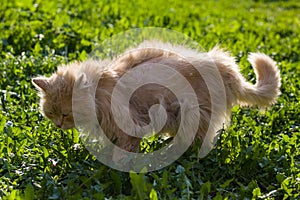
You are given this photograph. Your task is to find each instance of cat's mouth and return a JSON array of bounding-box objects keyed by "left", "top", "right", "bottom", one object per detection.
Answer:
[{"left": 56, "top": 123, "right": 75, "bottom": 130}]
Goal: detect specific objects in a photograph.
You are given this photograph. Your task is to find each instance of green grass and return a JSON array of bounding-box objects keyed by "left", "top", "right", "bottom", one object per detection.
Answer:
[{"left": 1, "top": 0, "right": 300, "bottom": 199}]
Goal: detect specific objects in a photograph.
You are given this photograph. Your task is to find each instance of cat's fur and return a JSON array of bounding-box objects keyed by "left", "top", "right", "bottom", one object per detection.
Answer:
[{"left": 32, "top": 41, "right": 281, "bottom": 156}]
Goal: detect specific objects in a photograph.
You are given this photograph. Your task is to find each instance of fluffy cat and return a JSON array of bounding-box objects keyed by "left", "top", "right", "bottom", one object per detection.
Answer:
[{"left": 32, "top": 41, "right": 281, "bottom": 157}]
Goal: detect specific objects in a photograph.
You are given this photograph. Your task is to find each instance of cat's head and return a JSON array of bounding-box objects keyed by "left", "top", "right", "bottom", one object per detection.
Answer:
[{"left": 32, "top": 69, "right": 75, "bottom": 129}]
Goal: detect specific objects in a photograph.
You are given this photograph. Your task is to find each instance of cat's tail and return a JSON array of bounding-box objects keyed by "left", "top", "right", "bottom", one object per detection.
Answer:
[{"left": 237, "top": 53, "right": 281, "bottom": 107}]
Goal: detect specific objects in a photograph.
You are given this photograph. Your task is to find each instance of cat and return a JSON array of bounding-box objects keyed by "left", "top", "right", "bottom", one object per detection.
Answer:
[{"left": 32, "top": 41, "right": 281, "bottom": 158}]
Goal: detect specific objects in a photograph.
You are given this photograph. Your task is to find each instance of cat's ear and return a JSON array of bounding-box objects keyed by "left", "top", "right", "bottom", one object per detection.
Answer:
[
  {"left": 32, "top": 77, "right": 50, "bottom": 92},
  {"left": 77, "top": 73, "right": 87, "bottom": 84},
  {"left": 77, "top": 73, "right": 86, "bottom": 83}
]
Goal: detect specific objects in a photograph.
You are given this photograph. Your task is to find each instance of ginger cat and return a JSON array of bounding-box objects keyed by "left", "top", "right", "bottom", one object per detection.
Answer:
[{"left": 32, "top": 41, "right": 281, "bottom": 156}]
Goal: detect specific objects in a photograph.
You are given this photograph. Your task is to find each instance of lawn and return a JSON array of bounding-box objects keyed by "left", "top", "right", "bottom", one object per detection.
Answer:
[{"left": 0, "top": 0, "right": 300, "bottom": 199}]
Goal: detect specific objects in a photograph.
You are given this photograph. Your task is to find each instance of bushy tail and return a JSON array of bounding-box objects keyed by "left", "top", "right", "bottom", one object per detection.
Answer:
[{"left": 238, "top": 53, "right": 281, "bottom": 107}]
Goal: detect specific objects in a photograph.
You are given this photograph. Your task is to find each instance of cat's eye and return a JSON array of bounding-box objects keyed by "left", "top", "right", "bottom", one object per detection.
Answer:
[
  {"left": 47, "top": 112, "right": 54, "bottom": 116},
  {"left": 62, "top": 112, "right": 70, "bottom": 117}
]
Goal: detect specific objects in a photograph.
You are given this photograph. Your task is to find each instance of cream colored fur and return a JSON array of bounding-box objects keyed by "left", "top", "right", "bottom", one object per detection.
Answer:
[{"left": 32, "top": 41, "right": 281, "bottom": 154}]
